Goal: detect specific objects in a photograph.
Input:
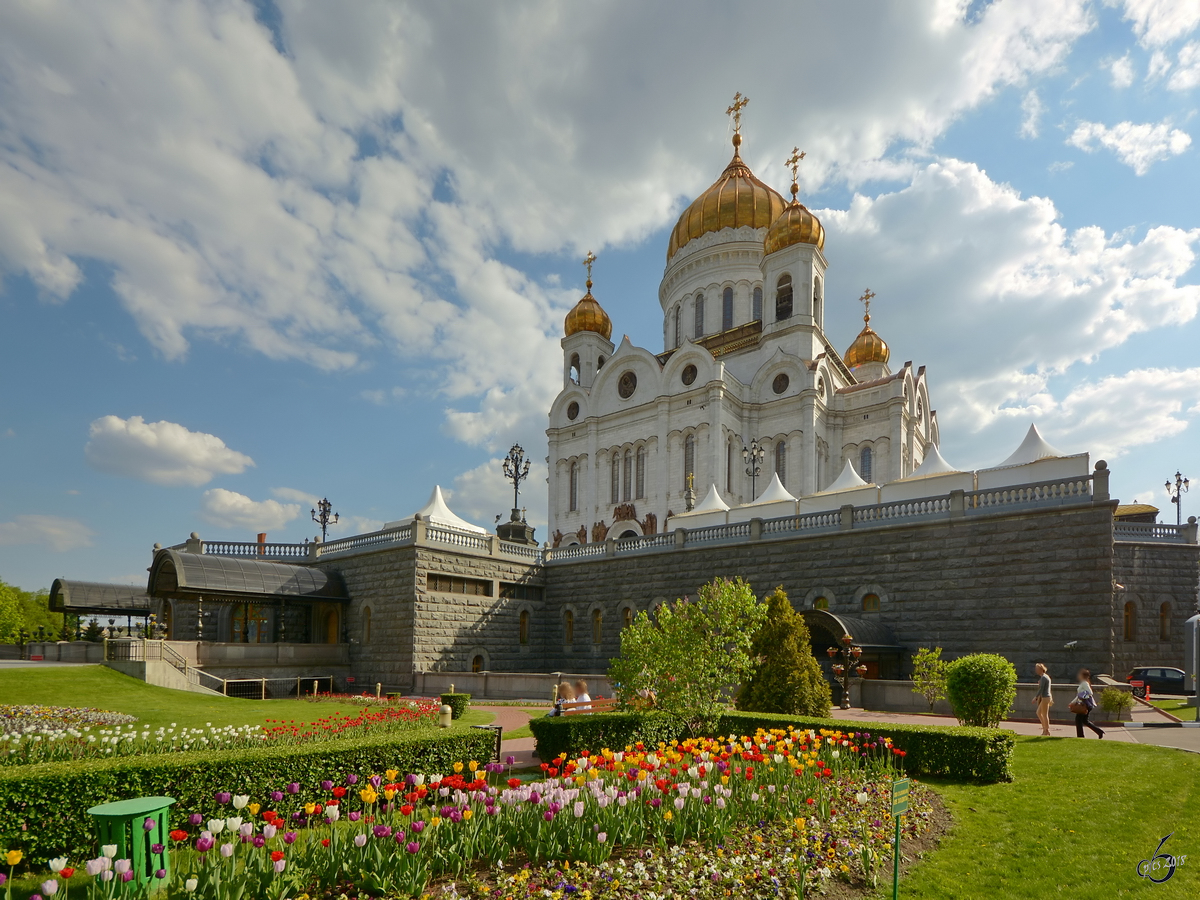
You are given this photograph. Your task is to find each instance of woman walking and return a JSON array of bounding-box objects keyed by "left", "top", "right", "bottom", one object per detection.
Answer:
[
  {"left": 1070, "top": 669, "right": 1104, "bottom": 739},
  {"left": 1034, "top": 662, "right": 1052, "bottom": 736}
]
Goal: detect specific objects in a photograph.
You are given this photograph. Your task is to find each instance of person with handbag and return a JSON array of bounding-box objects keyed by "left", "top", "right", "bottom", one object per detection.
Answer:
[
  {"left": 1033, "top": 662, "right": 1053, "bottom": 736},
  {"left": 1069, "top": 669, "right": 1104, "bottom": 739}
]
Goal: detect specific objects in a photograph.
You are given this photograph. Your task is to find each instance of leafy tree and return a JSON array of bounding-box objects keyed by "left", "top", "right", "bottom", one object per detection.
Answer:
[
  {"left": 609, "top": 577, "right": 768, "bottom": 736},
  {"left": 945, "top": 653, "right": 1017, "bottom": 727},
  {"left": 911, "top": 646, "right": 948, "bottom": 712},
  {"left": 737, "top": 586, "right": 831, "bottom": 717},
  {"left": 0, "top": 579, "right": 59, "bottom": 643}
]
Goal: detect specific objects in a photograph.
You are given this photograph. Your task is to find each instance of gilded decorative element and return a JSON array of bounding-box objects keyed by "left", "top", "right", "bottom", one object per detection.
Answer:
[
  {"left": 564, "top": 250, "right": 613, "bottom": 338},
  {"left": 763, "top": 144, "right": 825, "bottom": 254},
  {"left": 844, "top": 288, "right": 890, "bottom": 368}
]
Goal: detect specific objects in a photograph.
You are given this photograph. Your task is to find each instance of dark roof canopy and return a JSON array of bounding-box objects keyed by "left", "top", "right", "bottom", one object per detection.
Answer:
[
  {"left": 148, "top": 550, "right": 347, "bottom": 602},
  {"left": 49, "top": 579, "right": 152, "bottom": 616},
  {"left": 801, "top": 609, "right": 902, "bottom": 650}
]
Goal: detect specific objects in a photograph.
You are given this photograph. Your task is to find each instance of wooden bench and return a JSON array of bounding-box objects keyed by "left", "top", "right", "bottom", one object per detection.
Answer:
[{"left": 561, "top": 697, "right": 620, "bottom": 715}]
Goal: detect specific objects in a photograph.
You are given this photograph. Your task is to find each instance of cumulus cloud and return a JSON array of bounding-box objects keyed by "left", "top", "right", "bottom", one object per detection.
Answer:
[
  {"left": 271, "top": 487, "right": 321, "bottom": 506},
  {"left": 1020, "top": 90, "right": 1044, "bottom": 137},
  {"left": 0, "top": 514, "right": 93, "bottom": 552},
  {"left": 1168, "top": 40, "right": 1200, "bottom": 88},
  {"left": 452, "top": 457, "right": 549, "bottom": 534},
  {"left": 199, "top": 489, "right": 300, "bottom": 533},
  {"left": 85, "top": 415, "right": 254, "bottom": 486},
  {"left": 1110, "top": 53, "right": 1135, "bottom": 86},
  {"left": 1067, "top": 119, "right": 1191, "bottom": 174},
  {"left": 1119, "top": 0, "right": 1200, "bottom": 47}
]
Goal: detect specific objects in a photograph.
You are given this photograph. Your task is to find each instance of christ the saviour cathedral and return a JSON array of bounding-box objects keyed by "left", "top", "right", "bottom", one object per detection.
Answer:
[{"left": 44, "top": 102, "right": 1200, "bottom": 702}]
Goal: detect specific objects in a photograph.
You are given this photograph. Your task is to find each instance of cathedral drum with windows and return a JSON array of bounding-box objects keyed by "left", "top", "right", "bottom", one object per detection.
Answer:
[{"left": 548, "top": 115, "right": 938, "bottom": 546}]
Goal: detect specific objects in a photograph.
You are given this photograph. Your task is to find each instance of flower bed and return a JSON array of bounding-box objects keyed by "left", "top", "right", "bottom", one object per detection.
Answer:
[
  {"left": 1, "top": 700, "right": 439, "bottom": 767},
  {"left": 7, "top": 726, "right": 935, "bottom": 898}
]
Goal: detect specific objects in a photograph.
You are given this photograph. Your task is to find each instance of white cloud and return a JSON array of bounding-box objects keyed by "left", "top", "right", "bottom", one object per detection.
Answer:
[
  {"left": 85, "top": 415, "right": 254, "bottom": 486},
  {"left": 199, "top": 489, "right": 300, "bottom": 533},
  {"left": 1119, "top": 0, "right": 1200, "bottom": 47},
  {"left": 452, "top": 456, "right": 549, "bottom": 535},
  {"left": 1067, "top": 119, "right": 1191, "bottom": 174},
  {"left": 1020, "top": 90, "right": 1044, "bottom": 137},
  {"left": 0, "top": 514, "right": 93, "bottom": 552},
  {"left": 1168, "top": 40, "right": 1200, "bottom": 88},
  {"left": 1110, "top": 53, "right": 1135, "bottom": 87},
  {"left": 271, "top": 487, "right": 322, "bottom": 506}
]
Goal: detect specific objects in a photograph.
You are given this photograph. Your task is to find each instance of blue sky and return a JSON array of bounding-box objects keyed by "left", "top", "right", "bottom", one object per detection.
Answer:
[{"left": 1, "top": 0, "right": 1199, "bottom": 591}]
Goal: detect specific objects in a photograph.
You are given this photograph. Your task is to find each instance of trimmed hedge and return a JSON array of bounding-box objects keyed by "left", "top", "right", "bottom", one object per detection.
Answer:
[
  {"left": 0, "top": 726, "right": 494, "bottom": 865},
  {"left": 440, "top": 692, "right": 471, "bottom": 720},
  {"left": 530, "top": 710, "right": 1013, "bottom": 784}
]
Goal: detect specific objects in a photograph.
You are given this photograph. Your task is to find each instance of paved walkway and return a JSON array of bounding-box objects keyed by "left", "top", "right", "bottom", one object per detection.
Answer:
[
  {"left": 0, "top": 659, "right": 92, "bottom": 668},
  {"left": 474, "top": 705, "right": 543, "bottom": 769}
]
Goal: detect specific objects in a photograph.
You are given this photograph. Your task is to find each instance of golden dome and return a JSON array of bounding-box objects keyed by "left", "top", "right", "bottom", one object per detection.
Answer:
[
  {"left": 564, "top": 269, "right": 612, "bottom": 340},
  {"left": 666, "top": 133, "right": 787, "bottom": 262},
  {"left": 764, "top": 180, "right": 825, "bottom": 254},
  {"left": 844, "top": 314, "right": 889, "bottom": 368}
]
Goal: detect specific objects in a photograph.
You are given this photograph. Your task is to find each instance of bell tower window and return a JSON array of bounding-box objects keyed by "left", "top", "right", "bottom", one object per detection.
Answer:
[
  {"left": 636, "top": 446, "right": 646, "bottom": 499},
  {"left": 569, "top": 462, "right": 578, "bottom": 511},
  {"left": 674, "top": 305, "right": 681, "bottom": 349},
  {"left": 722, "top": 287, "right": 734, "bottom": 331},
  {"left": 813, "top": 276, "right": 823, "bottom": 328},
  {"left": 752, "top": 286, "right": 763, "bottom": 322},
  {"left": 775, "top": 274, "right": 793, "bottom": 321},
  {"left": 694, "top": 294, "right": 705, "bottom": 339},
  {"left": 611, "top": 453, "right": 620, "bottom": 504},
  {"left": 683, "top": 434, "right": 695, "bottom": 490},
  {"left": 859, "top": 446, "right": 873, "bottom": 482},
  {"left": 622, "top": 449, "right": 632, "bottom": 502},
  {"left": 569, "top": 353, "right": 580, "bottom": 385},
  {"left": 775, "top": 442, "right": 787, "bottom": 487}
]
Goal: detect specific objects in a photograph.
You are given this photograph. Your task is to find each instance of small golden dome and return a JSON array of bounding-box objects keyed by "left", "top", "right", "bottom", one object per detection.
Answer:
[
  {"left": 764, "top": 181, "right": 825, "bottom": 254},
  {"left": 666, "top": 132, "right": 787, "bottom": 262},
  {"left": 844, "top": 315, "right": 889, "bottom": 368},
  {"left": 564, "top": 264, "right": 612, "bottom": 340}
]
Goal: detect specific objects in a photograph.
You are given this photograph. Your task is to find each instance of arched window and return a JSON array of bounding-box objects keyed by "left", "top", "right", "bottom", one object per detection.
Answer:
[
  {"left": 623, "top": 449, "right": 632, "bottom": 502},
  {"left": 519, "top": 610, "right": 530, "bottom": 645},
  {"left": 859, "top": 446, "right": 873, "bottom": 482},
  {"left": 598, "top": 355, "right": 606, "bottom": 369},
  {"left": 472, "top": 654, "right": 484, "bottom": 673},
  {"left": 592, "top": 609, "right": 603, "bottom": 644},
  {"left": 362, "top": 607, "right": 372, "bottom": 644},
  {"left": 694, "top": 294, "right": 705, "bottom": 339},
  {"left": 722, "top": 287, "right": 734, "bottom": 331},
  {"left": 1160, "top": 602, "right": 1171, "bottom": 641},
  {"left": 1124, "top": 601, "right": 1136, "bottom": 641},
  {"left": 862, "top": 593, "right": 880, "bottom": 612},
  {"left": 683, "top": 434, "right": 695, "bottom": 490},
  {"left": 775, "top": 274, "right": 793, "bottom": 321},
  {"left": 752, "top": 286, "right": 763, "bottom": 322},
  {"left": 623, "top": 607, "right": 633, "bottom": 629},
  {"left": 635, "top": 446, "right": 646, "bottom": 499},
  {"left": 569, "top": 461, "right": 578, "bottom": 511},
  {"left": 813, "top": 596, "right": 829, "bottom": 610},
  {"left": 569, "top": 353, "right": 580, "bottom": 384},
  {"left": 564, "top": 609, "right": 574, "bottom": 645},
  {"left": 674, "top": 306, "right": 681, "bottom": 348},
  {"left": 726, "top": 442, "right": 733, "bottom": 492},
  {"left": 611, "top": 453, "right": 620, "bottom": 504},
  {"left": 813, "top": 276, "right": 823, "bottom": 327},
  {"left": 775, "top": 441, "right": 786, "bottom": 487}
]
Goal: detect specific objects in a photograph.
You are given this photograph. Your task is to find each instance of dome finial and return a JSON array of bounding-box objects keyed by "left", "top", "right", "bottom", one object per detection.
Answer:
[
  {"left": 726, "top": 91, "right": 749, "bottom": 152},
  {"left": 859, "top": 288, "right": 876, "bottom": 324},
  {"left": 785, "top": 146, "right": 806, "bottom": 202},
  {"left": 583, "top": 249, "right": 596, "bottom": 292}
]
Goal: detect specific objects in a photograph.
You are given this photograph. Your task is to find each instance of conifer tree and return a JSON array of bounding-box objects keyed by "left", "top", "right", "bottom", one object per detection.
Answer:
[{"left": 737, "top": 586, "right": 831, "bottom": 716}]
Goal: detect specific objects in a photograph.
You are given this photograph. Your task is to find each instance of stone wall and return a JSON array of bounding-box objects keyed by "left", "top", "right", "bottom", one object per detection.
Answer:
[
  {"left": 1113, "top": 540, "right": 1200, "bottom": 678},
  {"left": 541, "top": 501, "right": 1121, "bottom": 683}
]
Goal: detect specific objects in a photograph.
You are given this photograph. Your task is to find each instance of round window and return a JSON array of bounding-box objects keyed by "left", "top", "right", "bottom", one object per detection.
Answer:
[
  {"left": 681, "top": 364, "right": 697, "bottom": 386},
  {"left": 566, "top": 401, "right": 579, "bottom": 421},
  {"left": 617, "top": 371, "right": 637, "bottom": 399},
  {"left": 772, "top": 373, "right": 790, "bottom": 394}
]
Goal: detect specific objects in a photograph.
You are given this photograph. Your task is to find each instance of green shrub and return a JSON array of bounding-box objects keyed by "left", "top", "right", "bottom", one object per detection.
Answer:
[
  {"left": 1099, "top": 687, "right": 1134, "bottom": 715},
  {"left": 440, "top": 693, "right": 471, "bottom": 719},
  {"left": 911, "top": 646, "right": 948, "bottom": 712},
  {"left": 945, "top": 653, "right": 1017, "bottom": 728},
  {"left": 529, "top": 712, "right": 683, "bottom": 763},
  {"left": 737, "top": 586, "right": 831, "bottom": 717},
  {"left": 0, "top": 726, "right": 494, "bottom": 865},
  {"left": 529, "top": 709, "right": 1013, "bottom": 784}
]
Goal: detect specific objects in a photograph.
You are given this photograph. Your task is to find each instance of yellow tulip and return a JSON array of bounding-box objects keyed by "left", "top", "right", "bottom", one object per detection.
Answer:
[
  {"left": 462, "top": 809, "right": 473, "bottom": 820},
  {"left": 386, "top": 769, "right": 399, "bottom": 782},
  {"left": 468, "top": 760, "right": 479, "bottom": 772},
  {"left": 303, "top": 803, "right": 316, "bottom": 815},
  {"left": 5, "top": 849, "right": 22, "bottom": 866},
  {"left": 383, "top": 788, "right": 396, "bottom": 800},
  {"left": 430, "top": 817, "right": 441, "bottom": 827},
  {"left": 248, "top": 803, "right": 260, "bottom": 816},
  {"left": 360, "top": 788, "right": 378, "bottom": 804},
  {"left": 453, "top": 761, "right": 464, "bottom": 774}
]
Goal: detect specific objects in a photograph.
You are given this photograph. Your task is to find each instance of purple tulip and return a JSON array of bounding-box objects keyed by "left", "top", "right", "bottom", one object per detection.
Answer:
[
  {"left": 215, "top": 792, "right": 232, "bottom": 805},
  {"left": 320, "top": 780, "right": 333, "bottom": 791},
  {"left": 284, "top": 832, "right": 297, "bottom": 845},
  {"left": 0, "top": 875, "right": 6, "bottom": 887},
  {"left": 543, "top": 810, "right": 555, "bottom": 822},
  {"left": 411, "top": 820, "right": 425, "bottom": 833},
  {"left": 28, "top": 895, "right": 42, "bottom": 900},
  {"left": 190, "top": 814, "right": 203, "bottom": 826},
  {"left": 270, "top": 791, "right": 284, "bottom": 802},
  {"left": 252, "top": 836, "right": 266, "bottom": 848},
  {"left": 505, "top": 755, "right": 516, "bottom": 765},
  {"left": 151, "top": 843, "right": 164, "bottom": 854},
  {"left": 155, "top": 869, "right": 167, "bottom": 879},
  {"left": 373, "top": 825, "right": 392, "bottom": 838},
  {"left": 346, "top": 774, "right": 358, "bottom": 785},
  {"left": 287, "top": 783, "right": 300, "bottom": 795},
  {"left": 369, "top": 775, "right": 381, "bottom": 788},
  {"left": 649, "top": 798, "right": 661, "bottom": 808},
  {"left": 528, "top": 791, "right": 541, "bottom": 804},
  {"left": 393, "top": 831, "right": 406, "bottom": 844},
  {"left": 348, "top": 811, "right": 361, "bottom": 822},
  {"left": 121, "top": 871, "right": 134, "bottom": 883},
  {"left": 405, "top": 841, "right": 420, "bottom": 854},
  {"left": 195, "top": 837, "right": 214, "bottom": 853}
]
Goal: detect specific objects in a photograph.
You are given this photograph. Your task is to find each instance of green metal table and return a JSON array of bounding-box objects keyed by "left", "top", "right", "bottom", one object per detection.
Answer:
[{"left": 86, "top": 795, "right": 176, "bottom": 889}]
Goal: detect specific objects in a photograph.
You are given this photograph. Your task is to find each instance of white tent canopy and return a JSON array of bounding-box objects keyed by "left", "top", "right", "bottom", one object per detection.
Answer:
[
  {"left": 899, "top": 444, "right": 961, "bottom": 480},
  {"left": 693, "top": 483, "right": 730, "bottom": 512},
  {"left": 995, "top": 424, "right": 1066, "bottom": 468},
  {"left": 822, "top": 459, "right": 870, "bottom": 493},
  {"left": 750, "top": 472, "right": 797, "bottom": 504},
  {"left": 383, "top": 485, "right": 488, "bottom": 534}
]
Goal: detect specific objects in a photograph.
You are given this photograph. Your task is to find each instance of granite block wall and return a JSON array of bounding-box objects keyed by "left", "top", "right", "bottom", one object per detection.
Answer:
[{"left": 1113, "top": 540, "right": 1200, "bottom": 678}]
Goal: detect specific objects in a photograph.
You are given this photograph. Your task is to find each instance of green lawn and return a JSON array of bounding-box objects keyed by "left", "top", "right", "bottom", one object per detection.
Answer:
[
  {"left": 893, "top": 736, "right": 1199, "bottom": 898},
  {"left": 0, "top": 665, "right": 493, "bottom": 732},
  {"left": 1151, "top": 698, "right": 1199, "bottom": 722}
]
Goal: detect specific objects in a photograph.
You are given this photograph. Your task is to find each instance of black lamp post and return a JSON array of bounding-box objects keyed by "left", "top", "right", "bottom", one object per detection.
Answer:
[
  {"left": 825, "top": 632, "right": 867, "bottom": 710},
  {"left": 311, "top": 497, "right": 339, "bottom": 542},
  {"left": 1166, "top": 471, "right": 1190, "bottom": 526},
  {"left": 742, "top": 439, "right": 766, "bottom": 500},
  {"left": 502, "top": 444, "right": 531, "bottom": 518}
]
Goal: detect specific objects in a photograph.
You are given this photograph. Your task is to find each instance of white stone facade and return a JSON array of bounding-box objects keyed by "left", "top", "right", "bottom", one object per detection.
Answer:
[{"left": 546, "top": 212, "right": 940, "bottom": 546}]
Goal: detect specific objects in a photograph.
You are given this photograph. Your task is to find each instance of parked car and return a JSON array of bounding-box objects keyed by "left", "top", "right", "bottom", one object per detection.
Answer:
[{"left": 1126, "top": 667, "right": 1193, "bottom": 695}]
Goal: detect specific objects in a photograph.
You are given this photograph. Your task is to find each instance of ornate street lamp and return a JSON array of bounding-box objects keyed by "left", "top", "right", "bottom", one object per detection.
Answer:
[
  {"left": 826, "top": 633, "right": 867, "bottom": 710},
  {"left": 1166, "top": 471, "right": 1190, "bottom": 527},
  {"left": 311, "top": 497, "right": 339, "bottom": 542},
  {"left": 502, "top": 443, "right": 531, "bottom": 517},
  {"left": 742, "top": 439, "right": 766, "bottom": 500}
]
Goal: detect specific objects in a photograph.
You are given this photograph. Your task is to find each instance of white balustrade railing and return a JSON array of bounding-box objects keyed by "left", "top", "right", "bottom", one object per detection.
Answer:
[
  {"left": 1114, "top": 522, "right": 1187, "bottom": 543},
  {"left": 614, "top": 533, "right": 675, "bottom": 555},
  {"left": 200, "top": 540, "right": 310, "bottom": 560},
  {"left": 427, "top": 525, "right": 491, "bottom": 552},
  {"left": 853, "top": 495, "right": 952, "bottom": 524},
  {"left": 498, "top": 541, "right": 543, "bottom": 560},
  {"left": 966, "top": 478, "right": 1091, "bottom": 512},
  {"left": 687, "top": 521, "right": 752, "bottom": 544},
  {"left": 318, "top": 525, "right": 414, "bottom": 557},
  {"left": 547, "top": 542, "right": 607, "bottom": 561}
]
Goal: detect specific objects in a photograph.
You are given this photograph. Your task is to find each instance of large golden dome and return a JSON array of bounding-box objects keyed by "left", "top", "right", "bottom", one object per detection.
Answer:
[
  {"left": 844, "top": 313, "right": 889, "bottom": 368},
  {"left": 666, "top": 133, "right": 787, "bottom": 262},
  {"left": 764, "top": 181, "right": 824, "bottom": 254},
  {"left": 564, "top": 275, "right": 612, "bottom": 340}
]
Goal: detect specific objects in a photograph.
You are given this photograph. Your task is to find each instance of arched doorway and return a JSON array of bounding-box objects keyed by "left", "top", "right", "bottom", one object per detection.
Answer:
[{"left": 324, "top": 609, "right": 340, "bottom": 644}]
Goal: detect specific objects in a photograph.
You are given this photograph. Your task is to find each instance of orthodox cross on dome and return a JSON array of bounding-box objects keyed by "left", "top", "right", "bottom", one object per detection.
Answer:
[
  {"left": 726, "top": 92, "right": 749, "bottom": 149},
  {"left": 859, "top": 288, "right": 876, "bottom": 323},
  {"left": 785, "top": 146, "right": 806, "bottom": 201},
  {"left": 583, "top": 250, "right": 596, "bottom": 291}
]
